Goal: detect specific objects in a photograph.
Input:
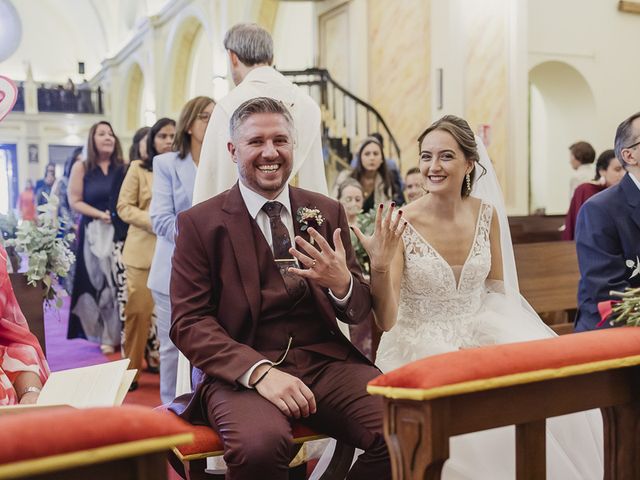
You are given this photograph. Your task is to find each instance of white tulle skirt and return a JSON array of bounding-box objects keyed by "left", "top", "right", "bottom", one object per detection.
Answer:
[{"left": 369, "top": 292, "right": 604, "bottom": 480}]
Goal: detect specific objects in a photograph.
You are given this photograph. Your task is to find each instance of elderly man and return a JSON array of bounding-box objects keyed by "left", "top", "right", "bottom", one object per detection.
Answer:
[
  {"left": 192, "top": 23, "right": 327, "bottom": 205},
  {"left": 575, "top": 112, "right": 640, "bottom": 331},
  {"left": 169, "top": 97, "right": 390, "bottom": 479}
]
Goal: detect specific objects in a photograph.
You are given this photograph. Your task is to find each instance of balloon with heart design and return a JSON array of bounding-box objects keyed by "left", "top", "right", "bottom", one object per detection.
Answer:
[{"left": 0, "top": 76, "right": 18, "bottom": 123}]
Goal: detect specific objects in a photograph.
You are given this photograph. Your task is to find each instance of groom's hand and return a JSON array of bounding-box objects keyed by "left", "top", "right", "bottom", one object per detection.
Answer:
[
  {"left": 252, "top": 365, "right": 317, "bottom": 418},
  {"left": 288, "top": 227, "right": 351, "bottom": 298}
]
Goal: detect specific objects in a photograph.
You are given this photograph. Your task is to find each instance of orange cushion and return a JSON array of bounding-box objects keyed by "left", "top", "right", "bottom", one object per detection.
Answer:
[
  {"left": 368, "top": 327, "right": 640, "bottom": 400},
  {"left": 0, "top": 405, "right": 193, "bottom": 466},
  {"left": 174, "top": 422, "right": 322, "bottom": 458}
]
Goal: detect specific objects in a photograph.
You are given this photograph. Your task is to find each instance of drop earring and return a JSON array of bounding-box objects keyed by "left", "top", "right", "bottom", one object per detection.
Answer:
[{"left": 465, "top": 173, "right": 471, "bottom": 195}]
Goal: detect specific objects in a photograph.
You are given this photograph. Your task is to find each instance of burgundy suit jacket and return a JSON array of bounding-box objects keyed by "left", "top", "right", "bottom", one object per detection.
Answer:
[{"left": 169, "top": 183, "right": 373, "bottom": 418}]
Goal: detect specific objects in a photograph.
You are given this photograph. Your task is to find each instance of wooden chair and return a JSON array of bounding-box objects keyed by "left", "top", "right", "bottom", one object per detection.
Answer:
[
  {"left": 166, "top": 414, "right": 354, "bottom": 480},
  {"left": 9, "top": 273, "right": 47, "bottom": 356},
  {"left": 367, "top": 327, "right": 640, "bottom": 480},
  {"left": 0, "top": 405, "right": 193, "bottom": 479},
  {"left": 514, "top": 241, "right": 578, "bottom": 335},
  {"left": 508, "top": 215, "right": 565, "bottom": 244}
]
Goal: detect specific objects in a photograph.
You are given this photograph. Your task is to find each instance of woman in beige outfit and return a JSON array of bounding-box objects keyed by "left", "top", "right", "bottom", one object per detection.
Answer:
[{"left": 117, "top": 117, "right": 175, "bottom": 388}]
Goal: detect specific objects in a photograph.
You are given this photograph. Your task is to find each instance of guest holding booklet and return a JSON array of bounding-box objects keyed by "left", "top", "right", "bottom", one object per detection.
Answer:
[{"left": 0, "top": 244, "right": 50, "bottom": 405}]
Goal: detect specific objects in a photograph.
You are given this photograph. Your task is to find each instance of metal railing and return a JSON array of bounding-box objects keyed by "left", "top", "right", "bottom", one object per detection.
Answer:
[{"left": 280, "top": 68, "right": 402, "bottom": 171}]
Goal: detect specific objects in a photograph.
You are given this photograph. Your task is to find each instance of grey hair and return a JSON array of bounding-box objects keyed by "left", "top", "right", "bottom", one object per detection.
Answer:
[
  {"left": 224, "top": 23, "right": 273, "bottom": 66},
  {"left": 614, "top": 111, "right": 640, "bottom": 170},
  {"left": 229, "top": 97, "right": 294, "bottom": 140}
]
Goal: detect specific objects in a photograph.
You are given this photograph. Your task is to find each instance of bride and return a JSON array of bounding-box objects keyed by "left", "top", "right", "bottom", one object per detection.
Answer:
[{"left": 352, "top": 115, "right": 603, "bottom": 479}]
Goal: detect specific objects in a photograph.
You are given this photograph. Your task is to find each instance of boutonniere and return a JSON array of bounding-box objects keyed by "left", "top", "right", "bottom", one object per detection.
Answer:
[
  {"left": 625, "top": 256, "right": 640, "bottom": 279},
  {"left": 296, "top": 206, "right": 325, "bottom": 244}
]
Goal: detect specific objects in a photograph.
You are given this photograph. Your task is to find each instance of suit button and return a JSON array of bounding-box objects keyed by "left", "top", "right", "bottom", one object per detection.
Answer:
[
  {"left": 330, "top": 330, "right": 336, "bottom": 336},
  {"left": 348, "top": 309, "right": 355, "bottom": 316}
]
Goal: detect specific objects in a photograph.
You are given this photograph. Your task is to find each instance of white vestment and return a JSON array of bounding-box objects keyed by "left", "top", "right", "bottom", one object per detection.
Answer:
[{"left": 192, "top": 65, "right": 328, "bottom": 205}]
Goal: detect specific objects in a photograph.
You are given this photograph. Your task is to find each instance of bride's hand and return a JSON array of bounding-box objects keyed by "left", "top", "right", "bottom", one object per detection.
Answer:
[{"left": 352, "top": 202, "right": 407, "bottom": 273}]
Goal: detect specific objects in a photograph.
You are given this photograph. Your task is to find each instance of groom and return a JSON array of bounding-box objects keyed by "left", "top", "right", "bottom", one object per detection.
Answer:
[{"left": 169, "top": 97, "right": 390, "bottom": 479}]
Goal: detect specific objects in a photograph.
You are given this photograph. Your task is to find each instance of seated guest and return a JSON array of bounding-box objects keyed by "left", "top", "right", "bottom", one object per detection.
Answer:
[
  {"left": 575, "top": 112, "right": 640, "bottom": 331},
  {"left": 169, "top": 97, "right": 390, "bottom": 479},
  {"left": 0, "top": 244, "right": 49, "bottom": 405},
  {"left": 568, "top": 141, "right": 596, "bottom": 199},
  {"left": 404, "top": 166, "right": 426, "bottom": 203},
  {"left": 332, "top": 136, "right": 401, "bottom": 212},
  {"left": 562, "top": 149, "right": 625, "bottom": 240},
  {"left": 336, "top": 178, "right": 364, "bottom": 226}
]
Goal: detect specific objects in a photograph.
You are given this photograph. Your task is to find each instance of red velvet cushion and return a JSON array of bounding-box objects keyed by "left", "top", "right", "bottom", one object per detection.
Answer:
[
  {"left": 175, "top": 422, "right": 321, "bottom": 457},
  {"left": 0, "top": 405, "right": 192, "bottom": 465},
  {"left": 368, "top": 328, "right": 640, "bottom": 391}
]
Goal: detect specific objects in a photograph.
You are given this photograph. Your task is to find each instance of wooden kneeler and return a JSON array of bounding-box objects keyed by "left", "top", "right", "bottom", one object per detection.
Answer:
[
  {"left": 367, "top": 328, "right": 640, "bottom": 480},
  {"left": 0, "top": 405, "right": 193, "bottom": 480}
]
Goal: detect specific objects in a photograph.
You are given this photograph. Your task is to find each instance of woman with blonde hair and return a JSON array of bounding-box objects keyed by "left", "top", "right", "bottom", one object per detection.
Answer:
[{"left": 148, "top": 96, "right": 215, "bottom": 403}]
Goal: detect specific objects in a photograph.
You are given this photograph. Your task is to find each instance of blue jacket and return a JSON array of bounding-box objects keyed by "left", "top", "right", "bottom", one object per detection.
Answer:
[
  {"left": 575, "top": 173, "right": 640, "bottom": 332},
  {"left": 147, "top": 151, "right": 197, "bottom": 295}
]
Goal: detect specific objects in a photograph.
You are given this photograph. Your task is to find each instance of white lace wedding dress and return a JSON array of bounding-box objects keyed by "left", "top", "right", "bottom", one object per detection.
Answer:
[{"left": 375, "top": 201, "right": 603, "bottom": 480}]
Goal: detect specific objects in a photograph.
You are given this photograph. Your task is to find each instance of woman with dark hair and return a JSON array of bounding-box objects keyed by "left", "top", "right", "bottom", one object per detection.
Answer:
[
  {"left": 351, "top": 114, "right": 603, "bottom": 479},
  {"left": 117, "top": 118, "right": 174, "bottom": 389},
  {"left": 148, "top": 97, "right": 213, "bottom": 403},
  {"left": 562, "top": 149, "right": 625, "bottom": 240},
  {"left": 67, "top": 121, "right": 124, "bottom": 353},
  {"left": 332, "top": 137, "right": 401, "bottom": 212}
]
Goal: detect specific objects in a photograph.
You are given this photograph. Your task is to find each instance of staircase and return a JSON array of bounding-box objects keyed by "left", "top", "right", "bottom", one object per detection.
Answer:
[{"left": 280, "top": 68, "right": 401, "bottom": 189}]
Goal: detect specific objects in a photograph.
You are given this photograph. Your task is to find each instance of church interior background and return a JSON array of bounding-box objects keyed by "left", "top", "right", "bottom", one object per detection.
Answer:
[{"left": 1, "top": 0, "right": 639, "bottom": 216}]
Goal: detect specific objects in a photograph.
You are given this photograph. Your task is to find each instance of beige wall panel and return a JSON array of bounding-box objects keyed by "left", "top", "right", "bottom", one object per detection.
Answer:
[
  {"left": 368, "top": 0, "right": 431, "bottom": 171},
  {"left": 461, "top": 0, "right": 509, "bottom": 190}
]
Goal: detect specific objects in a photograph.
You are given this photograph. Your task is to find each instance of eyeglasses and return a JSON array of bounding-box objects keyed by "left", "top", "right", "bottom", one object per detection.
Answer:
[
  {"left": 624, "top": 140, "right": 640, "bottom": 150},
  {"left": 197, "top": 112, "right": 211, "bottom": 122}
]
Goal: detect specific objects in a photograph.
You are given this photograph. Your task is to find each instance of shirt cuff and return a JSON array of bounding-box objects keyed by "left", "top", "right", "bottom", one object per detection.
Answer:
[
  {"left": 238, "top": 359, "right": 273, "bottom": 388},
  {"left": 328, "top": 275, "right": 353, "bottom": 308}
]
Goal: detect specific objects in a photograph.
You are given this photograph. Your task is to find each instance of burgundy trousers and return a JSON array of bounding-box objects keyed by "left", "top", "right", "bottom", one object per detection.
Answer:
[{"left": 202, "top": 350, "right": 391, "bottom": 480}]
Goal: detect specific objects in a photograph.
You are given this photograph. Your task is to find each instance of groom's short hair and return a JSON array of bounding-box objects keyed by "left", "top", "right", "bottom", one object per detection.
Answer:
[{"left": 229, "top": 97, "right": 294, "bottom": 140}]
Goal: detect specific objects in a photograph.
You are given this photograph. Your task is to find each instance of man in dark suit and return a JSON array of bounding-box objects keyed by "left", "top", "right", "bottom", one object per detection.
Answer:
[
  {"left": 575, "top": 111, "right": 640, "bottom": 332},
  {"left": 169, "top": 97, "right": 390, "bottom": 479}
]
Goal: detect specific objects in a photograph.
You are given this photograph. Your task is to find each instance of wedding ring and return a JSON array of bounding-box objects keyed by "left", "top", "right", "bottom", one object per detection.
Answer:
[{"left": 311, "top": 260, "right": 317, "bottom": 268}]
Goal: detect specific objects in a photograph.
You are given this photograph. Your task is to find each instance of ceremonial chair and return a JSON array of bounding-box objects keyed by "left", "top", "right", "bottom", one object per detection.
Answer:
[
  {"left": 168, "top": 414, "right": 355, "bottom": 480},
  {"left": 368, "top": 328, "right": 640, "bottom": 480},
  {"left": 0, "top": 405, "right": 193, "bottom": 479}
]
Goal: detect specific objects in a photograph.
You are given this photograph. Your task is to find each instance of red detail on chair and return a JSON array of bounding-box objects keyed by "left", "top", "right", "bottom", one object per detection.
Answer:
[
  {"left": 0, "top": 405, "right": 192, "bottom": 466},
  {"left": 368, "top": 327, "right": 640, "bottom": 391}
]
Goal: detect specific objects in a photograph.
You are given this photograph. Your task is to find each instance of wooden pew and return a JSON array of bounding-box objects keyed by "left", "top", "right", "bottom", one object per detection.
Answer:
[
  {"left": 368, "top": 328, "right": 640, "bottom": 480},
  {"left": 514, "top": 241, "right": 578, "bottom": 335},
  {"left": 508, "top": 215, "right": 565, "bottom": 244},
  {"left": 9, "top": 273, "right": 46, "bottom": 356}
]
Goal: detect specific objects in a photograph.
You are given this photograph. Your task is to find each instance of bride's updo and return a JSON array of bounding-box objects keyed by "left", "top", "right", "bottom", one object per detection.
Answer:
[{"left": 417, "top": 115, "right": 484, "bottom": 197}]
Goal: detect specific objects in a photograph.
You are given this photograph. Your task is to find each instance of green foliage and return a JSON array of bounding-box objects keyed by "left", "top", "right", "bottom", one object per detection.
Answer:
[
  {"left": 5, "top": 193, "right": 75, "bottom": 305},
  {"left": 0, "top": 210, "right": 18, "bottom": 241},
  {"left": 609, "top": 287, "right": 640, "bottom": 327},
  {"left": 352, "top": 209, "right": 377, "bottom": 276}
]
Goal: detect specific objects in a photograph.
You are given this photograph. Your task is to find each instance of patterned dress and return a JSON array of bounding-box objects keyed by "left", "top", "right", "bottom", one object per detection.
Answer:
[{"left": 0, "top": 245, "right": 49, "bottom": 405}]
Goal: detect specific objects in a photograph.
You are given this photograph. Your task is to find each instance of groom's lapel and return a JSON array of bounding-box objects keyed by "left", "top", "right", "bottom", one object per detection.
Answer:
[{"left": 222, "top": 183, "right": 261, "bottom": 323}]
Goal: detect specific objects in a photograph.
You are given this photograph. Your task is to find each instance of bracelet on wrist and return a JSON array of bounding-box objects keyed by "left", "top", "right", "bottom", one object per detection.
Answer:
[{"left": 20, "top": 386, "right": 41, "bottom": 398}]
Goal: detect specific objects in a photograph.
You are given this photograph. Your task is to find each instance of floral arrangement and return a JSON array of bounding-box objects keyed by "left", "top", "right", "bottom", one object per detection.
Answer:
[
  {"left": 598, "top": 287, "right": 640, "bottom": 327},
  {"left": 5, "top": 193, "right": 75, "bottom": 307},
  {"left": 296, "top": 206, "right": 325, "bottom": 232}
]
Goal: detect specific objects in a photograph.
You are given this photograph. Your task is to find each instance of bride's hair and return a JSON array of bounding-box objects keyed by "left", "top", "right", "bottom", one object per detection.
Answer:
[{"left": 417, "top": 115, "right": 486, "bottom": 197}]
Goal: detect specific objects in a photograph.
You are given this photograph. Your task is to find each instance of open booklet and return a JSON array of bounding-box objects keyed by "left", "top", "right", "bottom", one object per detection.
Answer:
[{"left": 0, "top": 359, "right": 136, "bottom": 414}]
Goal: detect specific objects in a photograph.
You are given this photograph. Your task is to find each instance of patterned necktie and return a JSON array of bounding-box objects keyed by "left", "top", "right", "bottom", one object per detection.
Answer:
[{"left": 262, "top": 201, "right": 307, "bottom": 298}]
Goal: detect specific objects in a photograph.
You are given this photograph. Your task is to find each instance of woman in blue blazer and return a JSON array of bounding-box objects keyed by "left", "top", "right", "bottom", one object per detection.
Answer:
[{"left": 148, "top": 96, "right": 215, "bottom": 404}]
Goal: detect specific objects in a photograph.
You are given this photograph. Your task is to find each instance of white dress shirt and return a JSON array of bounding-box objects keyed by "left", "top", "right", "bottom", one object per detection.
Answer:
[
  {"left": 629, "top": 171, "right": 640, "bottom": 192},
  {"left": 236, "top": 182, "right": 353, "bottom": 387}
]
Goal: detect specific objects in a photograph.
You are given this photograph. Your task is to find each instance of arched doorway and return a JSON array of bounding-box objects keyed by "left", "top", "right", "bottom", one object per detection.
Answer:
[
  {"left": 528, "top": 61, "right": 596, "bottom": 214},
  {"left": 124, "top": 63, "right": 145, "bottom": 133}
]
